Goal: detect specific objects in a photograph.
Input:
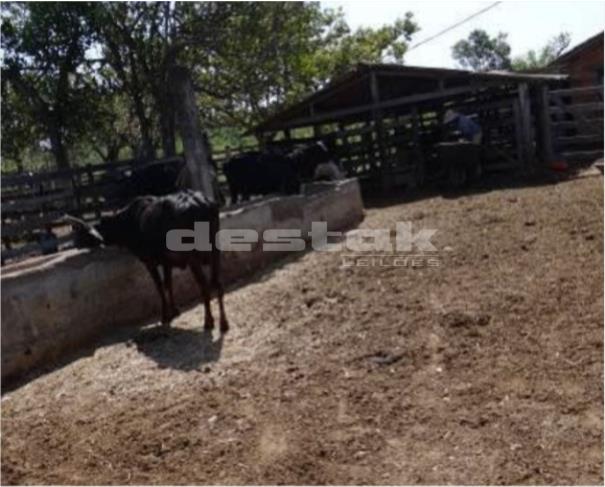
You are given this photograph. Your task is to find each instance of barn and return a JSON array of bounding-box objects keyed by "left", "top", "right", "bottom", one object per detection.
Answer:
[
  {"left": 253, "top": 63, "right": 575, "bottom": 191},
  {"left": 545, "top": 32, "right": 604, "bottom": 165},
  {"left": 548, "top": 31, "right": 604, "bottom": 88}
]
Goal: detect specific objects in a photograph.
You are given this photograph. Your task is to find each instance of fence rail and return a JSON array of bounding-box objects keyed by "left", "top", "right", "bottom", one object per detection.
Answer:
[
  {"left": 546, "top": 84, "right": 604, "bottom": 165},
  {"left": 1, "top": 145, "right": 258, "bottom": 264}
]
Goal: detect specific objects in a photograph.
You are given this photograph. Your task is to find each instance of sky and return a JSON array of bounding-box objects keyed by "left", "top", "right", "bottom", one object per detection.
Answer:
[{"left": 323, "top": 0, "right": 605, "bottom": 68}]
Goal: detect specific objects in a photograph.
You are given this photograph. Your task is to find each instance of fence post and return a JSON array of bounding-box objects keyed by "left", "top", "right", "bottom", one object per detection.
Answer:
[
  {"left": 370, "top": 71, "right": 386, "bottom": 172},
  {"left": 538, "top": 85, "right": 554, "bottom": 165},
  {"left": 86, "top": 165, "right": 101, "bottom": 219},
  {"left": 517, "top": 82, "right": 534, "bottom": 170},
  {"left": 169, "top": 66, "right": 216, "bottom": 202},
  {"left": 71, "top": 173, "right": 81, "bottom": 217},
  {"left": 513, "top": 101, "right": 524, "bottom": 167}
]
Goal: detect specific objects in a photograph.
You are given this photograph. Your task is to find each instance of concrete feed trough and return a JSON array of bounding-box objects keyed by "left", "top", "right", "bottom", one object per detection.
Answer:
[{"left": 1, "top": 179, "right": 364, "bottom": 381}]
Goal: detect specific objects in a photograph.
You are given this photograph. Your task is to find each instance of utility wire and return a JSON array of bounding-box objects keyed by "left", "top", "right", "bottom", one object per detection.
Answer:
[{"left": 408, "top": 2, "right": 502, "bottom": 52}]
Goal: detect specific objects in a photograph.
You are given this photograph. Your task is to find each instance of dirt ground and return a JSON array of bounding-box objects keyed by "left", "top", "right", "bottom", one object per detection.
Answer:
[{"left": 2, "top": 174, "right": 603, "bottom": 485}]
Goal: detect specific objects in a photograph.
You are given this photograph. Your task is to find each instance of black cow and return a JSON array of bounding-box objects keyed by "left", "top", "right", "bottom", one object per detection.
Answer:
[
  {"left": 125, "top": 158, "right": 225, "bottom": 206},
  {"left": 223, "top": 141, "right": 330, "bottom": 204},
  {"left": 124, "top": 133, "right": 225, "bottom": 205},
  {"left": 65, "top": 190, "right": 228, "bottom": 332},
  {"left": 127, "top": 159, "right": 186, "bottom": 198}
]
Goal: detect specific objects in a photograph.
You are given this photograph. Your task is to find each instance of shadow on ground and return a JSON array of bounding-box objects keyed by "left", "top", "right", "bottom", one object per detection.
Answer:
[
  {"left": 1, "top": 246, "right": 315, "bottom": 394},
  {"left": 132, "top": 326, "right": 224, "bottom": 371}
]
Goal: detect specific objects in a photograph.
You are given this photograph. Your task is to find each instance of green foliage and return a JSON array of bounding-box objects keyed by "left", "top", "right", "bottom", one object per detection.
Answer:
[
  {"left": 512, "top": 32, "right": 571, "bottom": 71},
  {"left": 312, "top": 11, "right": 418, "bottom": 82},
  {"left": 1, "top": 1, "right": 419, "bottom": 172},
  {"left": 1, "top": 2, "right": 103, "bottom": 169},
  {"left": 452, "top": 29, "right": 512, "bottom": 71}
]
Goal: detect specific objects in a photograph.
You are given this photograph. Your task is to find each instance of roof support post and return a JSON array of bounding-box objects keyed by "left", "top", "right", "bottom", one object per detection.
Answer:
[
  {"left": 370, "top": 71, "right": 386, "bottom": 173},
  {"left": 517, "top": 82, "right": 534, "bottom": 170},
  {"left": 411, "top": 106, "right": 425, "bottom": 186},
  {"left": 537, "top": 85, "right": 554, "bottom": 165}
]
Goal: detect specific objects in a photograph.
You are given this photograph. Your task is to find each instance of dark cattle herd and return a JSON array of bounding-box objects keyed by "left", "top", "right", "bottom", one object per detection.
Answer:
[
  {"left": 122, "top": 140, "right": 336, "bottom": 205},
  {"left": 62, "top": 138, "right": 340, "bottom": 329},
  {"left": 223, "top": 141, "right": 331, "bottom": 204}
]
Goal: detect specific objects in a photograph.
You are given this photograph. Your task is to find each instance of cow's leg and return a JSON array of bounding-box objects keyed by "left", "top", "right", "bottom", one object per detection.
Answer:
[
  {"left": 189, "top": 263, "right": 214, "bottom": 330},
  {"left": 211, "top": 249, "right": 229, "bottom": 333},
  {"left": 146, "top": 263, "right": 171, "bottom": 327},
  {"left": 163, "top": 263, "right": 180, "bottom": 321}
]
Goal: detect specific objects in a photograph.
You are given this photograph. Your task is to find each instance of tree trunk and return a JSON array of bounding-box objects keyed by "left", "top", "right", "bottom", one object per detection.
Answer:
[
  {"left": 49, "top": 124, "right": 70, "bottom": 170},
  {"left": 170, "top": 66, "right": 215, "bottom": 201},
  {"left": 134, "top": 102, "right": 155, "bottom": 162},
  {"left": 159, "top": 102, "right": 176, "bottom": 157}
]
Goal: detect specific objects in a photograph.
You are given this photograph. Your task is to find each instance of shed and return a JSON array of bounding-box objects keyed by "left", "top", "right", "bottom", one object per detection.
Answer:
[
  {"left": 254, "top": 63, "right": 566, "bottom": 191},
  {"left": 549, "top": 31, "right": 604, "bottom": 88}
]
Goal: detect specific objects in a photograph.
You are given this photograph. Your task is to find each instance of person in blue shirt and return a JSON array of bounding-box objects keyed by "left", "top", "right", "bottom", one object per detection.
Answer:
[{"left": 443, "top": 109, "right": 482, "bottom": 144}]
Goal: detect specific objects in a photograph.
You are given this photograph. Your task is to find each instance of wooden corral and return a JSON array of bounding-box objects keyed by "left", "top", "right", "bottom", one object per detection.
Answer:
[
  {"left": 542, "top": 84, "right": 603, "bottom": 165},
  {"left": 254, "top": 63, "right": 569, "bottom": 191},
  {"left": 544, "top": 32, "right": 604, "bottom": 164},
  {"left": 0, "top": 145, "right": 256, "bottom": 264}
]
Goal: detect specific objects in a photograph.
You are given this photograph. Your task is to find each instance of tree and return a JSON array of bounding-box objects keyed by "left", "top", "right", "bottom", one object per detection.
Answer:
[
  {"left": 313, "top": 12, "right": 418, "bottom": 82},
  {"left": 1, "top": 2, "right": 420, "bottom": 170},
  {"left": 1, "top": 2, "right": 102, "bottom": 169},
  {"left": 512, "top": 32, "right": 571, "bottom": 71},
  {"left": 452, "top": 29, "right": 512, "bottom": 71},
  {"left": 193, "top": 4, "right": 418, "bottom": 129}
]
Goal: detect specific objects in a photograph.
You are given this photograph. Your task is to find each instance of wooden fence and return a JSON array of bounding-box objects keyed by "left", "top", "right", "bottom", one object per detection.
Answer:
[
  {"left": 5, "top": 84, "right": 602, "bottom": 265},
  {"left": 541, "top": 84, "right": 604, "bottom": 165},
  {"left": 270, "top": 84, "right": 530, "bottom": 191},
  {"left": 1, "top": 145, "right": 256, "bottom": 264}
]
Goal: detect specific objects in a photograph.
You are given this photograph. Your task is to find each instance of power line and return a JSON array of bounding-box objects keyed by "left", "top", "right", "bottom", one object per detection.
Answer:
[{"left": 408, "top": 2, "right": 502, "bottom": 52}]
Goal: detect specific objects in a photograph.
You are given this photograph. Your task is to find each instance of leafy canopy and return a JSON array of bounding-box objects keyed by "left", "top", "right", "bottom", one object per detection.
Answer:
[
  {"left": 512, "top": 32, "right": 571, "bottom": 71},
  {"left": 452, "top": 29, "right": 512, "bottom": 71},
  {"left": 1, "top": 2, "right": 419, "bottom": 170}
]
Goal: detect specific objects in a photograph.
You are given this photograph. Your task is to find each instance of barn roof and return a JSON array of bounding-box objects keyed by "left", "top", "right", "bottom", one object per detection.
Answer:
[
  {"left": 254, "top": 63, "right": 566, "bottom": 132},
  {"left": 549, "top": 31, "right": 604, "bottom": 68}
]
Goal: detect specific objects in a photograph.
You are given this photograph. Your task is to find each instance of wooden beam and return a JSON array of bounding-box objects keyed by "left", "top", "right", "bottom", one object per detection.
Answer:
[
  {"left": 276, "top": 84, "right": 484, "bottom": 129},
  {"left": 549, "top": 102, "right": 604, "bottom": 116},
  {"left": 411, "top": 106, "right": 425, "bottom": 182},
  {"left": 557, "top": 134, "right": 603, "bottom": 145},
  {"left": 517, "top": 83, "right": 533, "bottom": 168},
  {"left": 513, "top": 100, "right": 524, "bottom": 166},
  {"left": 370, "top": 72, "right": 386, "bottom": 171},
  {"left": 561, "top": 149, "right": 604, "bottom": 162},
  {"left": 538, "top": 85, "right": 554, "bottom": 165},
  {"left": 552, "top": 118, "right": 604, "bottom": 130},
  {"left": 549, "top": 85, "right": 603, "bottom": 96}
]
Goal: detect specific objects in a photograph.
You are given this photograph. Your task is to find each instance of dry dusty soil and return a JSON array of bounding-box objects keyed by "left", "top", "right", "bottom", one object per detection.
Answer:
[{"left": 2, "top": 174, "right": 603, "bottom": 485}]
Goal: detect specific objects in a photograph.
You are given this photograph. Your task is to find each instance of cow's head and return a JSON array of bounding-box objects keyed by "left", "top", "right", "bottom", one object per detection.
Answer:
[
  {"left": 63, "top": 215, "right": 104, "bottom": 248},
  {"left": 292, "top": 141, "right": 332, "bottom": 181}
]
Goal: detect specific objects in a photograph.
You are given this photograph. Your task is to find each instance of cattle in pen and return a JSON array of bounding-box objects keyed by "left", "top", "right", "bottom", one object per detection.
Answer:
[
  {"left": 223, "top": 141, "right": 331, "bottom": 204},
  {"left": 65, "top": 190, "right": 228, "bottom": 332}
]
